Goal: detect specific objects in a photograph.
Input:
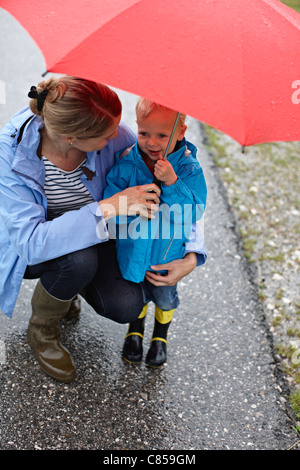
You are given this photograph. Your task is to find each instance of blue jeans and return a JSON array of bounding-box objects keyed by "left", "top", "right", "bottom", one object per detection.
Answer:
[
  {"left": 24, "top": 241, "right": 144, "bottom": 324},
  {"left": 142, "top": 279, "right": 180, "bottom": 311}
]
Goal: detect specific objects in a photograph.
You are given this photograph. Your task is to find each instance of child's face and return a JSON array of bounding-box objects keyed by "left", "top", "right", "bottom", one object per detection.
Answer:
[{"left": 136, "top": 109, "right": 186, "bottom": 162}]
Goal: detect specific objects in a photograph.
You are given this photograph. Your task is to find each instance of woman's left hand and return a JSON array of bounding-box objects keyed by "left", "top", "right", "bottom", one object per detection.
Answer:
[{"left": 145, "top": 252, "right": 197, "bottom": 286}]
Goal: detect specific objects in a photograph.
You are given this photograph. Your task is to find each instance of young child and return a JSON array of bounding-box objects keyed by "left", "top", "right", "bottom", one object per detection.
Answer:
[{"left": 104, "top": 99, "right": 207, "bottom": 367}]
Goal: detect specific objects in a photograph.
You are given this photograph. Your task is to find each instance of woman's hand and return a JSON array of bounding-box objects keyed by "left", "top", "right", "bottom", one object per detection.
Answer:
[
  {"left": 145, "top": 252, "right": 197, "bottom": 286},
  {"left": 99, "top": 183, "right": 161, "bottom": 220}
]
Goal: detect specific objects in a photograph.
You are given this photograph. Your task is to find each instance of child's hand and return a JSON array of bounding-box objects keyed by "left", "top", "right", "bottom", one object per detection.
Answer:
[{"left": 154, "top": 158, "right": 177, "bottom": 186}]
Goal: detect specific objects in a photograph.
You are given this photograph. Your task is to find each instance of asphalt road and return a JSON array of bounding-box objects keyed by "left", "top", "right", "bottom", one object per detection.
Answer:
[{"left": 0, "top": 9, "right": 298, "bottom": 451}]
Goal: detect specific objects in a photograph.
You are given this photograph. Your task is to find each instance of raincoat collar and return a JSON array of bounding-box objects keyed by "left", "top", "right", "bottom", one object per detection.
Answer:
[
  {"left": 11, "top": 109, "right": 45, "bottom": 185},
  {"left": 10, "top": 107, "right": 97, "bottom": 182},
  {"left": 135, "top": 137, "right": 196, "bottom": 175}
]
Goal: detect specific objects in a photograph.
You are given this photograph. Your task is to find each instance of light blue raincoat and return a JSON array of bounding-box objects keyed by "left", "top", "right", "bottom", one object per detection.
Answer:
[
  {"left": 0, "top": 107, "right": 136, "bottom": 318},
  {"left": 104, "top": 140, "right": 207, "bottom": 283}
]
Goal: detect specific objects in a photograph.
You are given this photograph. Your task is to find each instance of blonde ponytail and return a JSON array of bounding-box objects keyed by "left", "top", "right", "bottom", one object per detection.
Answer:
[{"left": 28, "top": 76, "right": 122, "bottom": 138}]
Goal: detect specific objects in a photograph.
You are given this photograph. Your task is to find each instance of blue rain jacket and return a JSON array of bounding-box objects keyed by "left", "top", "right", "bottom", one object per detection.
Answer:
[
  {"left": 104, "top": 140, "right": 207, "bottom": 283},
  {"left": 0, "top": 107, "right": 137, "bottom": 318}
]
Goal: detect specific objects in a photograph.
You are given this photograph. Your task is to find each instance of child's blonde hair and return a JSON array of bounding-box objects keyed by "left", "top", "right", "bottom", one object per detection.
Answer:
[
  {"left": 29, "top": 76, "right": 122, "bottom": 139},
  {"left": 135, "top": 97, "right": 186, "bottom": 126}
]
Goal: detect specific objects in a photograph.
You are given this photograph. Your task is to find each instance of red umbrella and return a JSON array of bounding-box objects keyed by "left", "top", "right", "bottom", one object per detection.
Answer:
[{"left": 1, "top": 0, "right": 300, "bottom": 146}]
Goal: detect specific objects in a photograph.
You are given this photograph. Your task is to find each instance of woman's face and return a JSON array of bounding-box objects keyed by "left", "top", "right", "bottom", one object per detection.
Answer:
[{"left": 72, "top": 114, "right": 121, "bottom": 152}]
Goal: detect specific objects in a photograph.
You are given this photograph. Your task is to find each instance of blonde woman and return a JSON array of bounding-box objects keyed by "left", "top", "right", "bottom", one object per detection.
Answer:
[{"left": 0, "top": 76, "right": 204, "bottom": 382}]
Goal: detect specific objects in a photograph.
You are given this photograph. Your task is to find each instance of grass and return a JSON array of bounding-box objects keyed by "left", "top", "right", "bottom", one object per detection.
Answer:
[
  {"left": 199, "top": 0, "right": 300, "bottom": 439},
  {"left": 203, "top": 124, "right": 300, "bottom": 431},
  {"left": 290, "top": 389, "right": 300, "bottom": 419},
  {"left": 278, "top": 0, "right": 300, "bottom": 431},
  {"left": 290, "top": 389, "right": 300, "bottom": 437},
  {"left": 280, "top": 0, "right": 300, "bottom": 12}
]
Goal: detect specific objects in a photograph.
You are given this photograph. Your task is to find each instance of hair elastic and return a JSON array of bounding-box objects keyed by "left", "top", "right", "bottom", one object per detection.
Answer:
[{"left": 28, "top": 85, "right": 49, "bottom": 111}]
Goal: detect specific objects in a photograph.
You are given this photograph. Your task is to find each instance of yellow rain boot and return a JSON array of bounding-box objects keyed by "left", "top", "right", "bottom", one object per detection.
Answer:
[
  {"left": 146, "top": 306, "right": 175, "bottom": 368},
  {"left": 122, "top": 304, "right": 148, "bottom": 363}
]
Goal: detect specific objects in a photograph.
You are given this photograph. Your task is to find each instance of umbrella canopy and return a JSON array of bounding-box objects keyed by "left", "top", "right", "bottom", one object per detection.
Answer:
[{"left": 1, "top": 0, "right": 300, "bottom": 146}]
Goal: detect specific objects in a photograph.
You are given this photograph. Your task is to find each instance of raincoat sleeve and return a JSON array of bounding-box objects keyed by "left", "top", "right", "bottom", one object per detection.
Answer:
[
  {"left": 103, "top": 160, "right": 133, "bottom": 197},
  {"left": 160, "top": 157, "right": 207, "bottom": 266},
  {"left": 103, "top": 160, "right": 137, "bottom": 238},
  {"left": 160, "top": 160, "right": 207, "bottom": 216},
  {"left": 0, "top": 142, "right": 109, "bottom": 266},
  {"left": 184, "top": 220, "right": 207, "bottom": 266}
]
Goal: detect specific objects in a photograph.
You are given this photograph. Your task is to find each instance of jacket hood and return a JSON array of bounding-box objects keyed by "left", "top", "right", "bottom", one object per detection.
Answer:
[
  {"left": 9, "top": 107, "right": 45, "bottom": 186},
  {"left": 8, "top": 107, "right": 98, "bottom": 187},
  {"left": 133, "top": 137, "right": 197, "bottom": 164}
]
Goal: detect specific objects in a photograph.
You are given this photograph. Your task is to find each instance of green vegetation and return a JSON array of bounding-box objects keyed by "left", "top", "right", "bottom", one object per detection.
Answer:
[
  {"left": 202, "top": 0, "right": 300, "bottom": 439},
  {"left": 280, "top": 0, "right": 300, "bottom": 12},
  {"left": 290, "top": 389, "right": 300, "bottom": 417},
  {"left": 204, "top": 123, "right": 300, "bottom": 432}
]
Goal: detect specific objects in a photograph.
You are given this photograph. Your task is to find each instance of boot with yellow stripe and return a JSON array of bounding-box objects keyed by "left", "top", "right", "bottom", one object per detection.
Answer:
[
  {"left": 146, "top": 306, "right": 175, "bottom": 368},
  {"left": 122, "top": 304, "right": 148, "bottom": 363}
]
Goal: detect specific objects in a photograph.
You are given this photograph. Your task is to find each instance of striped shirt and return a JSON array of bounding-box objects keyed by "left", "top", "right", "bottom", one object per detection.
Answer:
[{"left": 43, "top": 156, "right": 94, "bottom": 220}]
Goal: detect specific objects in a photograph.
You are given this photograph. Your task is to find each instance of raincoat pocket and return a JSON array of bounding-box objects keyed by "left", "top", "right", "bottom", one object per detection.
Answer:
[{"left": 151, "top": 234, "right": 186, "bottom": 267}]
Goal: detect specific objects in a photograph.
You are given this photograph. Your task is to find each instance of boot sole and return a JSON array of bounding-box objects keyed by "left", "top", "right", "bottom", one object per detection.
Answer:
[
  {"left": 122, "top": 354, "right": 142, "bottom": 365},
  {"left": 28, "top": 335, "right": 77, "bottom": 383},
  {"left": 146, "top": 360, "right": 166, "bottom": 368},
  {"left": 35, "top": 354, "right": 77, "bottom": 383}
]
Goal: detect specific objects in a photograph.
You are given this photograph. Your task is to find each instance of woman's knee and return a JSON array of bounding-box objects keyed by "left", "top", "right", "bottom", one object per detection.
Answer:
[
  {"left": 86, "top": 281, "right": 144, "bottom": 324},
  {"left": 58, "top": 245, "right": 99, "bottom": 285},
  {"left": 107, "top": 297, "right": 144, "bottom": 324}
]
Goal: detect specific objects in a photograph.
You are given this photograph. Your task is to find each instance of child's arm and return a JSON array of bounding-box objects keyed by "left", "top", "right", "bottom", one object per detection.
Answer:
[
  {"left": 156, "top": 158, "right": 207, "bottom": 223},
  {"left": 104, "top": 161, "right": 159, "bottom": 220},
  {"left": 103, "top": 160, "right": 131, "bottom": 198}
]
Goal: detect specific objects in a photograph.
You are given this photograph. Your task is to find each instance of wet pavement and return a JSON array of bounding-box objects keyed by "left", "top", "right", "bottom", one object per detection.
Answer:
[{"left": 0, "top": 9, "right": 298, "bottom": 452}]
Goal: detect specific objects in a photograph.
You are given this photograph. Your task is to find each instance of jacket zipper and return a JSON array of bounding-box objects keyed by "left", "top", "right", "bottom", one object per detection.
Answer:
[{"left": 162, "top": 233, "right": 176, "bottom": 261}]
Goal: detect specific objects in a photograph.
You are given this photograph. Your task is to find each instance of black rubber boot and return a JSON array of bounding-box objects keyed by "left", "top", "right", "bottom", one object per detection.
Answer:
[
  {"left": 146, "top": 338, "right": 167, "bottom": 368},
  {"left": 145, "top": 306, "right": 174, "bottom": 368},
  {"left": 122, "top": 304, "right": 148, "bottom": 364}
]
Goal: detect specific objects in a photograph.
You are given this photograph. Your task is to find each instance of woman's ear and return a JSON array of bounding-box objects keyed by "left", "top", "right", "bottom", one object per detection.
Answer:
[{"left": 61, "top": 135, "right": 74, "bottom": 146}]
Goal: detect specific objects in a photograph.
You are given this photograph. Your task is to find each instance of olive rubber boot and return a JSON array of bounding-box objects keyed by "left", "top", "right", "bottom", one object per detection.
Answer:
[
  {"left": 27, "top": 280, "right": 77, "bottom": 383},
  {"left": 64, "top": 295, "right": 81, "bottom": 321}
]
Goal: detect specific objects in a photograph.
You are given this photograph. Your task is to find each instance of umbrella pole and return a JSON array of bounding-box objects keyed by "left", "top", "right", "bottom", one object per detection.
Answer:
[
  {"left": 152, "top": 112, "right": 181, "bottom": 187},
  {"left": 163, "top": 112, "right": 181, "bottom": 160}
]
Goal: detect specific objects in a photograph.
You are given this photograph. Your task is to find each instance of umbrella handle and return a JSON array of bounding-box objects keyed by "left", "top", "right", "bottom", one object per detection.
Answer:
[
  {"left": 146, "top": 113, "right": 180, "bottom": 218},
  {"left": 163, "top": 112, "right": 181, "bottom": 160},
  {"left": 152, "top": 176, "right": 161, "bottom": 188},
  {"left": 145, "top": 177, "right": 161, "bottom": 220}
]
